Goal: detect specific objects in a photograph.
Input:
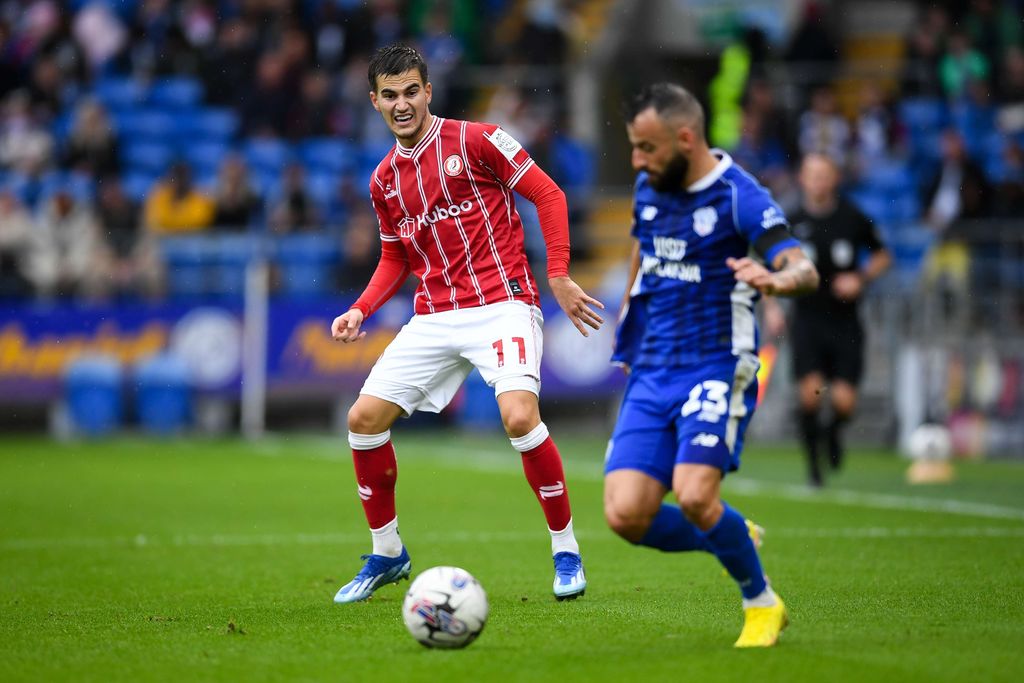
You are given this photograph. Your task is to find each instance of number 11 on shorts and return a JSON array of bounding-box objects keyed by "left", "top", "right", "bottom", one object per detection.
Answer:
[{"left": 492, "top": 337, "right": 527, "bottom": 368}]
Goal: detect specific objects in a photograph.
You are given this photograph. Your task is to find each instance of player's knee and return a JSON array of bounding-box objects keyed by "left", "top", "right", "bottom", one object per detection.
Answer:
[
  {"left": 500, "top": 406, "right": 539, "bottom": 438},
  {"left": 603, "top": 503, "right": 650, "bottom": 543},
  {"left": 831, "top": 388, "right": 857, "bottom": 416},
  {"left": 347, "top": 403, "right": 385, "bottom": 435},
  {"left": 677, "top": 492, "right": 717, "bottom": 529}
]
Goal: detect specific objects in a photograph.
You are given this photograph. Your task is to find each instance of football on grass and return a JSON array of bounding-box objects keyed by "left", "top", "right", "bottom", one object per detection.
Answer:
[{"left": 402, "top": 566, "right": 488, "bottom": 649}]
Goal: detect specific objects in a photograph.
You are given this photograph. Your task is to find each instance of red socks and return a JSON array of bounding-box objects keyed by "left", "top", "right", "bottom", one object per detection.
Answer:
[
  {"left": 512, "top": 423, "right": 572, "bottom": 531},
  {"left": 349, "top": 431, "right": 397, "bottom": 529}
]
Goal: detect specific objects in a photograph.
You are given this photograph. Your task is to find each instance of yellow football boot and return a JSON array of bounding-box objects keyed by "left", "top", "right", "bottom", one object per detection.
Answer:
[
  {"left": 734, "top": 593, "right": 788, "bottom": 648},
  {"left": 746, "top": 519, "right": 764, "bottom": 549}
]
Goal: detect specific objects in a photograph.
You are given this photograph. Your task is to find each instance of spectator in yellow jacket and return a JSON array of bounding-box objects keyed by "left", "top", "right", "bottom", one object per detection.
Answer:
[{"left": 144, "top": 163, "right": 214, "bottom": 234}]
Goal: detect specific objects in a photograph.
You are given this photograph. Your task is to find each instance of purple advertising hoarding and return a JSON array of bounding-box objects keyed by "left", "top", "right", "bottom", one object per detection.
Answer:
[{"left": 0, "top": 296, "right": 624, "bottom": 404}]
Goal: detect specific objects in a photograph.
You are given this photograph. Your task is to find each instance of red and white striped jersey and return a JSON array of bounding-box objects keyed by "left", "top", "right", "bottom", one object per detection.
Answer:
[{"left": 369, "top": 117, "right": 540, "bottom": 315}]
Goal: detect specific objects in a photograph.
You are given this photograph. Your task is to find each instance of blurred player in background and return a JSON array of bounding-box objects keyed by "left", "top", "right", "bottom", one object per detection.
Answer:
[
  {"left": 604, "top": 83, "right": 819, "bottom": 647},
  {"left": 763, "top": 153, "right": 891, "bottom": 487},
  {"left": 330, "top": 45, "right": 604, "bottom": 604}
]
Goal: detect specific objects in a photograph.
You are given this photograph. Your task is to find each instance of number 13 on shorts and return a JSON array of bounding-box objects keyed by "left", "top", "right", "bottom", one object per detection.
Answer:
[{"left": 492, "top": 337, "right": 527, "bottom": 368}]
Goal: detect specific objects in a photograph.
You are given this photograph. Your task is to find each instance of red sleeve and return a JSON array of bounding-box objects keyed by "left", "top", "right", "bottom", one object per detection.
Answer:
[
  {"left": 474, "top": 122, "right": 536, "bottom": 189},
  {"left": 513, "top": 163, "right": 571, "bottom": 279},
  {"left": 351, "top": 240, "right": 410, "bottom": 319}
]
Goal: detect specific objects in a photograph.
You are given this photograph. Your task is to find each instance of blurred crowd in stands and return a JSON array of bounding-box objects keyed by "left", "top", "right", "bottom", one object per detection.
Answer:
[
  {"left": 0, "top": 0, "right": 591, "bottom": 301},
  {"left": 1, "top": 0, "right": 1022, "bottom": 305},
  {"left": 727, "top": 0, "right": 1024, "bottom": 301}
]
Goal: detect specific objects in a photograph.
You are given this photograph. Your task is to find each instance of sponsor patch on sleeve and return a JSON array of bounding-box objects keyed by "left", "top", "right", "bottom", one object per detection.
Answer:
[{"left": 486, "top": 127, "right": 523, "bottom": 161}]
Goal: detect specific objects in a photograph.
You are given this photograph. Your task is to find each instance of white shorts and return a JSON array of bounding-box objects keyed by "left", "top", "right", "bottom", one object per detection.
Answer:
[{"left": 361, "top": 301, "right": 544, "bottom": 415}]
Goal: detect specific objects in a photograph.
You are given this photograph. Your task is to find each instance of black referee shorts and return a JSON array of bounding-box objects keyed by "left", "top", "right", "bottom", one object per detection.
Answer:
[{"left": 790, "top": 313, "right": 864, "bottom": 385}]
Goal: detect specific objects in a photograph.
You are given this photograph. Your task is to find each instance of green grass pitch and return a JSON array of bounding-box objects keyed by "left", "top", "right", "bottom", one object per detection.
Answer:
[{"left": 2, "top": 431, "right": 1023, "bottom": 682}]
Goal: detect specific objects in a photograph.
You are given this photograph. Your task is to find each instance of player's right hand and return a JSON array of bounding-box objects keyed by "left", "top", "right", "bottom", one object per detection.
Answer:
[
  {"left": 331, "top": 308, "right": 367, "bottom": 343},
  {"left": 549, "top": 276, "right": 605, "bottom": 337}
]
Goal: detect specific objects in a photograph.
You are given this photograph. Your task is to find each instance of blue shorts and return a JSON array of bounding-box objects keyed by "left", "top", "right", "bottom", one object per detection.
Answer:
[{"left": 605, "top": 354, "right": 760, "bottom": 488}]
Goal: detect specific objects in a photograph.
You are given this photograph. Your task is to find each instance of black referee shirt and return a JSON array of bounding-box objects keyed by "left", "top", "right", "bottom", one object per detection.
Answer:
[{"left": 789, "top": 197, "right": 886, "bottom": 318}]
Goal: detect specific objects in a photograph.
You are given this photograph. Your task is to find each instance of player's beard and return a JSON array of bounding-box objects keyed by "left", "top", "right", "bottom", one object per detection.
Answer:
[{"left": 649, "top": 151, "right": 689, "bottom": 192}]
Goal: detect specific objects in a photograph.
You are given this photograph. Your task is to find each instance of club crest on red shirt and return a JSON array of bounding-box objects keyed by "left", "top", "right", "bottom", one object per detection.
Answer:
[{"left": 444, "top": 154, "right": 464, "bottom": 176}]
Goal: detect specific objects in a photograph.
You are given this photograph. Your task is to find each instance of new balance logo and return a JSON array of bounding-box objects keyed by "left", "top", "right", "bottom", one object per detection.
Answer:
[
  {"left": 538, "top": 482, "right": 565, "bottom": 499},
  {"left": 690, "top": 433, "right": 720, "bottom": 448},
  {"left": 357, "top": 484, "right": 372, "bottom": 501}
]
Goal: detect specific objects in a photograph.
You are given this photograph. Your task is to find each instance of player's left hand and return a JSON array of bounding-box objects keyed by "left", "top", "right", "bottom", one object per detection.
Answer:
[
  {"left": 549, "top": 276, "right": 605, "bottom": 337},
  {"left": 726, "top": 257, "right": 778, "bottom": 294},
  {"left": 831, "top": 272, "right": 864, "bottom": 302}
]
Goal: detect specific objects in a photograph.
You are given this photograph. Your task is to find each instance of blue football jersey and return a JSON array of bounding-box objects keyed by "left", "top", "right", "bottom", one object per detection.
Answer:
[{"left": 613, "top": 152, "right": 799, "bottom": 368}]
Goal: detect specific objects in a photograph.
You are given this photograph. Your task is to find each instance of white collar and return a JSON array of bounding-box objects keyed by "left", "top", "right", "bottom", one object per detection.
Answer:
[
  {"left": 395, "top": 116, "right": 443, "bottom": 159},
  {"left": 686, "top": 149, "right": 733, "bottom": 192}
]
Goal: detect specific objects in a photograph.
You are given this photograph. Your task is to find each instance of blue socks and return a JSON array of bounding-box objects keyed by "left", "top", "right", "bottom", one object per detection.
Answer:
[
  {"left": 704, "top": 502, "right": 767, "bottom": 599},
  {"left": 636, "top": 503, "right": 712, "bottom": 553}
]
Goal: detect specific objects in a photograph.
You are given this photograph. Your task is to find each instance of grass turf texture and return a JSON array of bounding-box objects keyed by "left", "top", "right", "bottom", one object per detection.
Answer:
[{"left": 1, "top": 432, "right": 1023, "bottom": 682}]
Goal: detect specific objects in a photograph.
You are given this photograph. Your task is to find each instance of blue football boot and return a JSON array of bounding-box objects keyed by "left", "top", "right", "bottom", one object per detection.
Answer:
[
  {"left": 333, "top": 548, "right": 412, "bottom": 603},
  {"left": 552, "top": 551, "right": 587, "bottom": 600}
]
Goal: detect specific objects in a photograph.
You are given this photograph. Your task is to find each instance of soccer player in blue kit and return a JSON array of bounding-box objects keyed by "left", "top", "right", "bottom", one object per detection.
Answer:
[{"left": 604, "top": 83, "right": 820, "bottom": 647}]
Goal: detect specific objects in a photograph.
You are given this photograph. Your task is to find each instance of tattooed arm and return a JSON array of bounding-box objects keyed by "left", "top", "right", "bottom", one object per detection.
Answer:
[{"left": 725, "top": 246, "right": 819, "bottom": 297}]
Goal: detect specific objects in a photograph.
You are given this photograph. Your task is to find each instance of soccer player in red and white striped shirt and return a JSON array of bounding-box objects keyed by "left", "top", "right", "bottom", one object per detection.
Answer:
[{"left": 331, "top": 45, "right": 604, "bottom": 604}]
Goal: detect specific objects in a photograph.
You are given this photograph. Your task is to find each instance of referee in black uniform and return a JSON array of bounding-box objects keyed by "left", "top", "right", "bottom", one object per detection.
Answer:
[{"left": 764, "top": 153, "right": 891, "bottom": 487}]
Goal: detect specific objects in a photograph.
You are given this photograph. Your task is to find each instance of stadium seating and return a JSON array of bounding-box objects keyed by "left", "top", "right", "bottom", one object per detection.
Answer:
[
  {"left": 148, "top": 78, "right": 204, "bottom": 110},
  {"left": 114, "top": 109, "right": 178, "bottom": 142},
  {"left": 133, "top": 353, "right": 193, "bottom": 434},
  {"left": 64, "top": 354, "right": 124, "bottom": 436},
  {"left": 179, "top": 108, "right": 240, "bottom": 142},
  {"left": 243, "top": 139, "right": 294, "bottom": 175},
  {"left": 275, "top": 233, "right": 342, "bottom": 295},
  {"left": 299, "top": 138, "right": 358, "bottom": 175},
  {"left": 94, "top": 76, "right": 147, "bottom": 111},
  {"left": 182, "top": 141, "right": 233, "bottom": 178},
  {"left": 160, "top": 236, "right": 213, "bottom": 298},
  {"left": 210, "top": 234, "right": 261, "bottom": 297},
  {"left": 121, "top": 141, "right": 176, "bottom": 175},
  {"left": 899, "top": 98, "right": 947, "bottom": 131}
]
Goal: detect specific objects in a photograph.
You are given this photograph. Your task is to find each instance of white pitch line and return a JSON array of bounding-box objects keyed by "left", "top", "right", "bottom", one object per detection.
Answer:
[
  {"left": 2, "top": 526, "right": 1023, "bottom": 552},
  {"left": 215, "top": 438, "right": 1024, "bottom": 523},
  {"left": 724, "top": 478, "right": 1024, "bottom": 522}
]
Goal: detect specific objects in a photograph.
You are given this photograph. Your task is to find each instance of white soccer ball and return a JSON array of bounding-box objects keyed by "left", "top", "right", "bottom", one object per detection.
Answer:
[
  {"left": 907, "top": 423, "right": 953, "bottom": 461},
  {"left": 402, "top": 566, "right": 488, "bottom": 649}
]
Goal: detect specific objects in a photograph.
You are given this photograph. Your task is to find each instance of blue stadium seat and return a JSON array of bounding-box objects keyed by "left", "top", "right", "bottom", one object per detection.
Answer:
[
  {"left": 149, "top": 77, "right": 204, "bottom": 110},
  {"left": 35, "top": 172, "right": 96, "bottom": 206},
  {"left": 183, "top": 141, "right": 232, "bottom": 177},
  {"left": 180, "top": 108, "right": 240, "bottom": 142},
  {"left": 64, "top": 354, "right": 123, "bottom": 436},
  {"left": 210, "top": 235, "right": 259, "bottom": 296},
  {"left": 94, "top": 77, "right": 147, "bottom": 111},
  {"left": 244, "top": 139, "right": 294, "bottom": 174},
  {"left": 121, "top": 171, "right": 159, "bottom": 203},
  {"left": 160, "top": 236, "right": 212, "bottom": 297},
  {"left": 51, "top": 111, "right": 75, "bottom": 144},
  {"left": 121, "top": 142, "right": 176, "bottom": 175},
  {"left": 305, "top": 171, "right": 340, "bottom": 213},
  {"left": 114, "top": 109, "right": 178, "bottom": 142},
  {"left": 299, "top": 138, "right": 358, "bottom": 175},
  {"left": 899, "top": 98, "right": 947, "bottom": 131},
  {"left": 275, "top": 233, "right": 341, "bottom": 295},
  {"left": 552, "top": 135, "right": 595, "bottom": 191},
  {"left": 848, "top": 188, "right": 893, "bottom": 225},
  {"left": 861, "top": 158, "right": 913, "bottom": 194},
  {"left": 888, "top": 223, "right": 934, "bottom": 286},
  {"left": 133, "top": 353, "right": 192, "bottom": 435},
  {"left": 982, "top": 131, "right": 1008, "bottom": 181}
]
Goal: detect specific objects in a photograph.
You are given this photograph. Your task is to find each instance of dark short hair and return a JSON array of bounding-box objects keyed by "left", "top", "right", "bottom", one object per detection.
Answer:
[
  {"left": 368, "top": 44, "right": 429, "bottom": 91},
  {"left": 625, "top": 82, "right": 705, "bottom": 132}
]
